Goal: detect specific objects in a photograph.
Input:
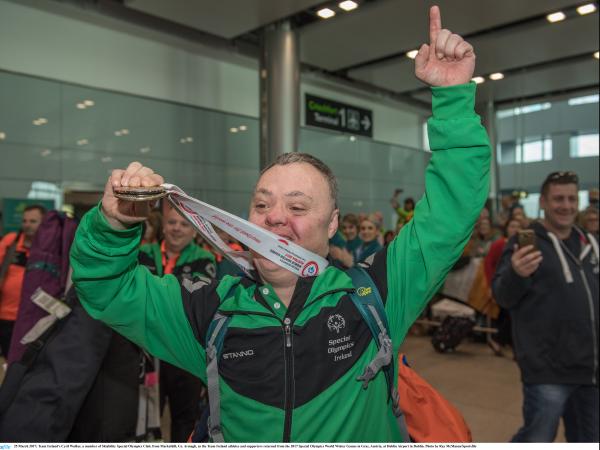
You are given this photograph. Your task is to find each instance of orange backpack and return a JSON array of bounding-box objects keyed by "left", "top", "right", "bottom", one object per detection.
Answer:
[{"left": 398, "top": 353, "right": 472, "bottom": 442}]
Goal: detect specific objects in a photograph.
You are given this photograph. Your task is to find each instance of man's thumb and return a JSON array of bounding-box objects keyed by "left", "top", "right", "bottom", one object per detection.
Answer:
[{"left": 414, "top": 44, "right": 429, "bottom": 73}]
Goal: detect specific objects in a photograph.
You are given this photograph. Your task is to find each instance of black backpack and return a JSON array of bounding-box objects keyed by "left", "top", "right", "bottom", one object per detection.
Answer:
[{"left": 431, "top": 316, "right": 475, "bottom": 353}]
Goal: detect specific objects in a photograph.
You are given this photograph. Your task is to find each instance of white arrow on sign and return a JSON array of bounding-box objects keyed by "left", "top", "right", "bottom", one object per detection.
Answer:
[{"left": 361, "top": 115, "right": 371, "bottom": 131}]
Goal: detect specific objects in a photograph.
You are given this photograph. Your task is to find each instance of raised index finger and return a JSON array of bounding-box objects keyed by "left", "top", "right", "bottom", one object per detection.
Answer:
[{"left": 429, "top": 5, "right": 442, "bottom": 44}]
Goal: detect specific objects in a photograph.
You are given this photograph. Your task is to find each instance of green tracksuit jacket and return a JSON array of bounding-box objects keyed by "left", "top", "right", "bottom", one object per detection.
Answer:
[{"left": 71, "top": 83, "right": 490, "bottom": 442}]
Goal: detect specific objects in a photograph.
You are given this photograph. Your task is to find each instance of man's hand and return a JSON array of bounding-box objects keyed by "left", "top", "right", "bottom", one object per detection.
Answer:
[
  {"left": 414, "top": 6, "right": 475, "bottom": 87},
  {"left": 511, "top": 245, "right": 543, "bottom": 278},
  {"left": 101, "top": 161, "right": 164, "bottom": 230}
]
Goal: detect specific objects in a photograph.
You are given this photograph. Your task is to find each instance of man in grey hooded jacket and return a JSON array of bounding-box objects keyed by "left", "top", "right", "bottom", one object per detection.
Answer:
[{"left": 493, "top": 171, "right": 599, "bottom": 443}]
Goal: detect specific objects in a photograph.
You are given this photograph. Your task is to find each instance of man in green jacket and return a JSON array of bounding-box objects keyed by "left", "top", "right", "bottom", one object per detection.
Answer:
[
  {"left": 138, "top": 204, "right": 216, "bottom": 442},
  {"left": 71, "top": 6, "right": 490, "bottom": 442}
]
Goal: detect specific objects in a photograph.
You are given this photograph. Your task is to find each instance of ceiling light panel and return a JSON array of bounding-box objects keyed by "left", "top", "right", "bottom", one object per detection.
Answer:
[
  {"left": 577, "top": 4, "right": 597, "bottom": 15},
  {"left": 546, "top": 11, "right": 566, "bottom": 22},
  {"left": 317, "top": 8, "right": 336, "bottom": 19},
  {"left": 339, "top": 1, "right": 358, "bottom": 12}
]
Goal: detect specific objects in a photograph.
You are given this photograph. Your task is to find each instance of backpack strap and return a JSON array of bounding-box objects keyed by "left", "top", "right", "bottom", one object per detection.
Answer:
[
  {"left": 346, "top": 266, "right": 411, "bottom": 443},
  {"left": 204, "top": 280, "right": 240, "bottom": 443}
]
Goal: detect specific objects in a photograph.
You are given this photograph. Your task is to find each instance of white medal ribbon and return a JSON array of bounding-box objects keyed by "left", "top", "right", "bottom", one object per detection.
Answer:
[{"left": 163, "top": 183, "right": 328, "bottom": 279}]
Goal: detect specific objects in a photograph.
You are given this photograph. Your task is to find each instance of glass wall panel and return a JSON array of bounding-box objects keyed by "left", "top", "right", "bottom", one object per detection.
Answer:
[{"left": 1, "top": 69, "right": 428, "bottom": 229}]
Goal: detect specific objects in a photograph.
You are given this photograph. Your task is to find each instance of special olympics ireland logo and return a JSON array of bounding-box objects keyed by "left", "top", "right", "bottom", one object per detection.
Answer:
[
  {"left": 301, "top": 261, "right": 319, "bottom": 277},
  {"left": 327, "top": 314, "right": 346, "bottom": 333}
]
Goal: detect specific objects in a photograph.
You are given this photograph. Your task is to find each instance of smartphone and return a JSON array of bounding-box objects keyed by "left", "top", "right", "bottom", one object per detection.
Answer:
[{"left": 517, "top": 230, "right": 537, "bottom": 250}]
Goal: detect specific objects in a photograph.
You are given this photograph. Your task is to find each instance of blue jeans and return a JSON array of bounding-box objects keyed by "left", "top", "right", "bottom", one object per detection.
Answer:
[{"left": 512, "top": 383, "right": 599, "bottom": 442}]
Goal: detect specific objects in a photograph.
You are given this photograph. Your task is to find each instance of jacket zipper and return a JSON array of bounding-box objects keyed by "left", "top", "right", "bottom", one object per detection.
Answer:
[
  {"left": 222, "top": 309, "right": 296, "bottom": 440},
  {"left": 282, "top": 316, "right": 294, "bottom": 442}
]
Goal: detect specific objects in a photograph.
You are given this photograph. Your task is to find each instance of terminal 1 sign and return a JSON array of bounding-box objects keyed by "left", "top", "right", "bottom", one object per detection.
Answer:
[{"left": 305, "top": 94, "right": 373, "bottom": 138}]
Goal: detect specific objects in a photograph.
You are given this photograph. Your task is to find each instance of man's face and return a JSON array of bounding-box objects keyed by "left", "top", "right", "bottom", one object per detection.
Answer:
[
  {"left": 162, "top": 206, "right": 196, "bottom": 253},
  {"left": 249, "top": 163, "right": 338, "bottom": 274},
  {"left": 540, "top": 183, "right": 579, "bottom": 232},
  {"left": 22, "top": 209, "right": 44, "bottom": 239}
]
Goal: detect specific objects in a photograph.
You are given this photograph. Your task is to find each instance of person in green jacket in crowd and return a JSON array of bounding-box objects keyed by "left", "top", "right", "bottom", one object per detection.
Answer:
[
  {"left": 138, "top": 203, "right": 216, "bottom": 442},
  {"left": 71, "top": 6, "right": 490, "bottom": 442}
]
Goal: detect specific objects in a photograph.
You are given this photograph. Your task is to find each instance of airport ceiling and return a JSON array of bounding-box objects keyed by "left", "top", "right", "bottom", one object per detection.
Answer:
[{"left": 70, "top": 0, "right": 600, "bottom": 106}]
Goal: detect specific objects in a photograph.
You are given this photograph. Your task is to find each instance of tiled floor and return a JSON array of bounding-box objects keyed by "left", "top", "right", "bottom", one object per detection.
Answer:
[{"left": 399, "top": 333, "right": 565, "bottom": 443}]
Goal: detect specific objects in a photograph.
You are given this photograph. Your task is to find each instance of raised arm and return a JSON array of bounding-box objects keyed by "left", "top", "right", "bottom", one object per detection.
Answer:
[
  {"left": 70, "top": 163, "right": 207, "bottom": 381},
  {"left": 384, "top": 6, "right": 490, "bottom": 346}
]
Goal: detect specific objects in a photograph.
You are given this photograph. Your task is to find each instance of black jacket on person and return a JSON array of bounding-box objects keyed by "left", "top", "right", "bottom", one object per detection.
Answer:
[{"left": 492, "top": 221, "right": 599, "bottom": 386}]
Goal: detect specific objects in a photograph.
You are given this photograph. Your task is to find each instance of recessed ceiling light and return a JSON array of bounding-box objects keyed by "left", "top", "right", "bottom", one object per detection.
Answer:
[
  {"left": 186, "top": 137, "right": 193, "bottom": 143},
  {"left": 101, "top": 156, "right": 112, "bottom": 163},
  {"left": 349, "top": 135, "right": 356, "bottom": 142},
  {"left": 33, "top": 118, "right": 48, "bottom": 126},
  {"left": 0, "top": 132, "right": 6, "bottom": 140},
  {"left": 77, "top": 139, "right": 89, "bottom": 146},
  {"left": 121, "top": 129, "right": 129, "bottom": 135},
  {"left": 41, "top": 149, "right": 52, "bottom": 157},
  {"left": 230, "top": 127, "right": 239, "bottom": 133},
  {"left": 140, "top": 147, "right": 151, "bottom": 154},
  {"left": 339, "top": 1, "right": 358, "bottom": 12},
  {"left": 472, "top": 76, "right": 485, "bottom": 84},
  {"left": 489, "top": 72, "right": 505, "bottom": 81},
  {"left": 76, "top": 103, "right": 86, "bottom": 110},
  {"left": 577, "top": 3, "right": 596, "bottom": 15},
  {"left": 547, "top": 11, "right": 566, "bottom": 22},
  {"left": 114, "top": 130, "right": 123, "bottom": 136},
  {"left": 239, "top": 125, "right": 247, "bottom": 131},
  {"left": 594, "top": 51, "right": 599, "bottom": 59},
  {"left": 317, "top": 8, "right": 336, "bottom": 19},
  {"left": 406, "top": 50, "right": 419, "bottom": 59},
  {"left": 83, "top": 99, "right": 95, "bottom": 107}
]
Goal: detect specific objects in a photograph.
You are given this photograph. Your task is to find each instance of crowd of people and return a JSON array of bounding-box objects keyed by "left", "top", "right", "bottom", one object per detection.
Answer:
[{"left": 0, "top": 5, "right": 597, "bottom": 444}]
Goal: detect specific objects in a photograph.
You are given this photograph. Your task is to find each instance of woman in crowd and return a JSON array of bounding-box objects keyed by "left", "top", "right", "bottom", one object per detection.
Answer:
[
  {"left": 469, "top": 217, "right": 498, "bottom": 257},
  {"left": 483, "top": 217, "right": 523, "bottom": 355},
  {"left": 353, "top": 214, "right": 383, "bottom": 264}
]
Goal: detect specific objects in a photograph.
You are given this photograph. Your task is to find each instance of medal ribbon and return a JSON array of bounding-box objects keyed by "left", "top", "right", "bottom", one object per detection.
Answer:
[{"left": 162, "top": 183, "right": 328, "bottom": 279}]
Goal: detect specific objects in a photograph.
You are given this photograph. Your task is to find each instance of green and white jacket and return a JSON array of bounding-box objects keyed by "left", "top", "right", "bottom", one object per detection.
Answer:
[{"left": 71, "top": 83, "right": 490, "bottom": 443}]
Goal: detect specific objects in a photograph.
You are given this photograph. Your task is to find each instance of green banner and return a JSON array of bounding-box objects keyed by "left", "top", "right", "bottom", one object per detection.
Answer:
[{"left": 2, "top": 198, "right": 55, "bottom": 233}]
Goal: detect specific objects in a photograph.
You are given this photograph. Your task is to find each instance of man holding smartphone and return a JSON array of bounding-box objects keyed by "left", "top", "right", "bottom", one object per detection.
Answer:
[{"left": 493, "top": 171, "right": 599, "bottom": 443}]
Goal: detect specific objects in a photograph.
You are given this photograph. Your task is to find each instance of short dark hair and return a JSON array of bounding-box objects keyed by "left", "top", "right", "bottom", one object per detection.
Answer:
[
  {"left": 259, "top": 153, "right": 338, "bottom": 208},
  {"left": 341, "top": 213, "right": 359, "bottom": 227},
  {"left": 23, "top": 204, "right": 47, "bottom": 216},
  {"left": 541, "top": 171, "right": 579, "bottom": 196}
]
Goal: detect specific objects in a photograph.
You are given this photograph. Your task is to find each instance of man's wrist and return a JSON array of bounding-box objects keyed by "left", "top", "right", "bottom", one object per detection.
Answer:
[
  {"left": 431, "top": 82, "right": 476, "bottom": 120},
  {"left": 100, "top": 204, "right": 129, "bottom": 231}
]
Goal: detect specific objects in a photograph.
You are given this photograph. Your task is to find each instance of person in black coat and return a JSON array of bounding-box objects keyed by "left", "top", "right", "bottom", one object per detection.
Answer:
[{"left": 493, "top": 171, "right": 599, "bottom": 443}]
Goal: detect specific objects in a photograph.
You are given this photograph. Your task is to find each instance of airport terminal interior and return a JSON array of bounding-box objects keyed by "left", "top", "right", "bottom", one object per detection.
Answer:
[{"left": 0, "top": 0, "right": 598, "bottom": 444}]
